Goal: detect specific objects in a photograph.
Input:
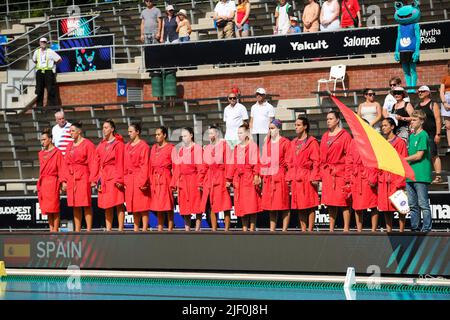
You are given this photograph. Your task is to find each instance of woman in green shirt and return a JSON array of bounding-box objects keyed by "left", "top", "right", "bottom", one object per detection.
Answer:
[{"left": 405, "top": 110, "right": 432, "bottom": 232}]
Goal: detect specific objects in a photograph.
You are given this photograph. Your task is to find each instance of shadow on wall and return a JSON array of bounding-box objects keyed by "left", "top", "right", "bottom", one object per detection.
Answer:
[{"left": 177, "top": 84, "right": 184, "bottom": 99}]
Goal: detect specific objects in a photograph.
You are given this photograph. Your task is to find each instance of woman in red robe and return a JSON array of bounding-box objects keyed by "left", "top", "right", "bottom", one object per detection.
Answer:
[
  {"left": 124, "top": 123, "right": 151, "bottom": 232},
  {"left": 91, "top": 120, "right": 125, "bottom": 231},
  {"left": 347, "top": 139, "right": 379, "bottom": 232},
  {"left": 150, "top": 126, "right": 175, "bottom": 231},
  {"left": 227, "top": 123, "right": 262, "bottom": 232},
  {"left": 170, "top": 127, "right": 204, "bottom": 231},
  {"left": 64, "top": 122, "right": 96, "bottom": 232},
  {"left": 200, "top": 126, "right": 232, "bottom": 231},
  {"left": 38, "top": 128, "right": 66, "bottom": 232},
  {"left": 378, "top": 118, "right": 408, "bottom": 232},
  {"left": 320, "top": 111, "right": 352, "bottom": 232},
  {"left": 287, "top": 116, "right": 320, "bottom": 232},
  {"left": 260, "top": 119, "right": 291, "bottom": 232}
]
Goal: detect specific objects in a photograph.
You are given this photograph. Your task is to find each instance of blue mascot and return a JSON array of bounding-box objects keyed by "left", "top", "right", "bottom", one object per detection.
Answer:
[{"left": 394, "top": 0, "right": 421, "bottom": 93}]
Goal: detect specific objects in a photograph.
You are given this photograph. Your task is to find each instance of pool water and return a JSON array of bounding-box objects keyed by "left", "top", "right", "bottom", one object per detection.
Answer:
[{"left": 1, "top": 277, "right": 449, "bottom": 300}]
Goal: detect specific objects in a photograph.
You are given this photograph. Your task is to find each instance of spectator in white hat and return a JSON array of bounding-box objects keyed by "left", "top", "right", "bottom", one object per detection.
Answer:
[
  {"left": 32, "top": 37, "right": 62, "bottom": 108},
  {"left": 415, "top": 85, "right": 442, "bottom": 184},
  {"left": 250, "top": 88, "right": 275, "bottom": 151},
  {"left": 288, "top": 16, "right": 301, "bottom": 33},
  {"left": 176, "top": 9, "right": 192, "bottom": 42},
  {"left": 161, "top": 4, "right": 179, "bottom": 43}
]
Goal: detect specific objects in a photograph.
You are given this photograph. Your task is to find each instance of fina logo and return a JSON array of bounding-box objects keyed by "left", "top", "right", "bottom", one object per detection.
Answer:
[{"left": 35, "top": 203, "right": 48, "bottom": 223}]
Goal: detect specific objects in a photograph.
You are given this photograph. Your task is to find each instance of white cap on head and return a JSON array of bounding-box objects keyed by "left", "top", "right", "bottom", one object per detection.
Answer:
[
  {"left": 256, "top": 87, "right": 266, "bottom": 95},
  {"left": 166, "top": 4, "right": 174, "bottom": 11},
  {"left": 393, "top": 86, "right": 405, "bottom": 92},
  {"left": 177, "top": 9, "right": 187, "bottom": 16},
  {"left": 290, "top": 17, "right": 298, "bottom": 21},
  {"left": 39, "top": 37, "right": 48, "bottom": 43},
  {"left": 418, "top": 85, "right": 430, "bottom": 92}
]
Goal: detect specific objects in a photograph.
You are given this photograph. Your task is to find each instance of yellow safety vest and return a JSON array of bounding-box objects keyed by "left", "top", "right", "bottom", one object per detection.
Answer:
[{"left": 36, "top": 49, "right": 52, "bottom": 71}]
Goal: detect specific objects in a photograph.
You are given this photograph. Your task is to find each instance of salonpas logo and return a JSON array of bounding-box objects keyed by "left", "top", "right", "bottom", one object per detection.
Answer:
[
  {"left": 290, "top": 40, "right": 328, "bottom": 51},
  {"left": 420, "top": 28, "right": 441, "bottom": 44},
  {"left": 343, "top": 36, "right": 381, "bottom": 48},
  {"left": 245, "top": 43, "right": 276, "bottom": 55}
]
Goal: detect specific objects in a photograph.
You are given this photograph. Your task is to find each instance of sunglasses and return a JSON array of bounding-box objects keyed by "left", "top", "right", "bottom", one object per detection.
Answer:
[
  {"left": 393, "top": 91, "right": 404, "bottom": 95},
  {"left": 390, "top": 83, "right": 398, "bottom": 86},
  {"left": 366, "top": 93, "right": 375, "bottom": 96},
  {"left": 418, "top": 90, "right": 428, "bottom": 94},
  {"left": 228, "top": 96, "right": 237, "bottom": 100}
]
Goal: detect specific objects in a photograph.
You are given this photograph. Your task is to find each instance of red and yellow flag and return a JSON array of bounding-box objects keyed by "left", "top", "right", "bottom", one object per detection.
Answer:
[{"left": 331, "top": 95, "right": 415, "bottom": 180}]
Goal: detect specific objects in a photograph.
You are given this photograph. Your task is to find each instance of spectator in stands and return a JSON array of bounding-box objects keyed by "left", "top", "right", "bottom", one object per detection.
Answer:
[
  {"left": 302, "top": 0, "right": 320, "bottom": 33},
  {"left": 140, "top": 0, "right": 162, "bottom": 44},
  {"left": 415, "top": 85, "right": 442, "bottom": 184},
  {"left": 341, "top": 0, "right": 362, "bottom": 28},
  {"left": 320, "top": 0, "right": 340, "bottom": 31},
  {"left": 405, "top": 110, "right": 432, "bottom": 232},
  {"left": 440, "top": 62, "right": 450, "bottom": 155},
  {"left": 235, "top": 0, "right": 251, "bottom": 38},
  {"left": 275, "top": 0, "right": 294, "bottom": 35},
  {"left": 357, "top": 88, "right": 382, "bottom": 132},
  {"left": 32, "top": 37, "right": 62, "bottom": 108},
  {"left": 176, "top": 9, "right": 192, "bottom": 42},
  {"left": 391, "top": 86, "right": 414, "bottom": 140},
  {"left": 160, "top": 5, "right": 179, "bottom": 43},
  {"left": 288, "top": 16, "right": 301, "bottom": 33},
  {"left": 250, "top": 88, "right": 275, "bottom": 152},
  {"left": 224, "top": 91, "right": 249, "bottom": 148},
  {"left": 52, "top": 111, "right": 73, "bottom": 156},
  {"left": 383, "top": 76, "right": 410, "bottom": 119},
  {"left": 214, "top": 0, "right": 236, "bottom": 39}
]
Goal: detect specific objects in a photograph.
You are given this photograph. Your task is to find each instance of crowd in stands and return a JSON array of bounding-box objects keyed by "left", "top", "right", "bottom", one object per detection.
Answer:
[{"left": 140, "top": 0, "right": 363, "bottom": 42}]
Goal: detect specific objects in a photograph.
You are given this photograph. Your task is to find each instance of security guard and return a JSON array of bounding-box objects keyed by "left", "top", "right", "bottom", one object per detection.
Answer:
[{"left": 32, "top": 37, "right": 62, "bottom": 107}]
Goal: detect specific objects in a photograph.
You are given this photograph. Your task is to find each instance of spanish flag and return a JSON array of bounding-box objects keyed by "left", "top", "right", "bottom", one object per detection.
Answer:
[
  {"left": 331, "top": 95, "right": 415, "bottom": 180},
  {"left": 2, "top": 239, "right": 30, "bottom": 263}
]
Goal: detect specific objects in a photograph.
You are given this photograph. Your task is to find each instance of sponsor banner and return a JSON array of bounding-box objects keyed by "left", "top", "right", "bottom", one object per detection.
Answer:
[
  {"left": 0, "top": 232, "right": 448, "bottom": 276},
  {"left": 58, "top": 16, "right": 94, "bottom": 38},
  {"left": 144, "top": 20, "right": 449, "bottom": 69},
  {"left": 0, "top": 193, "right": 449, "bottom": 230}
]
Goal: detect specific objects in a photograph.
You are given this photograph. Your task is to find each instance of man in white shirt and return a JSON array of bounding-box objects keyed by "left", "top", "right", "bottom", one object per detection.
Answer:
[
  {"left": 32, "top": 37, "right": 62, "bottom": 108},
  {"left": 383, "top": 76, "right": 410, "bottom": 119},
  {"left": 250, "top": 87, "right": 275, "bottom": 151},
  {"left": 52, "top": 111, "right": 73, "bottom": 156},
  {"left": 224, "top": 92, "right": 249, "bottom": 148},
  {"left": 214, "top": 0, "right": 236, "bottom": 39}
]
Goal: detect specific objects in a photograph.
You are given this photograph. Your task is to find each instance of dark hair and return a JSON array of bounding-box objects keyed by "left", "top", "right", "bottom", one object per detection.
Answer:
[
  {"left": 182, "top": 127, "right": 194, "bottom": 142},
  {"left": 389, "top": 76, "right": 402, "bottom": 85},
  {"left": 239, "top": 122, "right": 250, "bottom": 131},
  {"left": 382, "top": 117, "right": 397, "bottom": 132},
  {"left": 209, "top": 125, "right": 219, "bottom": 131},
  {"left": 41, "top": 128, "right": 52, "bottom": 139},
  {"left": 156, "top": 126, "right": 168, "bottom": 139},
  {"left": 129, "top": 122, "right": 142, "bottom": 135},
  {"left": 296, "top": 116, "right": 310, "bottom": 134},
  {"left": 71, "top": 121, "right": 83, "bottom": 130},
  {"left": 103, "top": 119, "right": 116, "bottom": 133},
  {"left": 327, "top": 110, "right": 341, "bottom": 120},
  {"left": 363, "top": 88, "right": 374, "bottom": 95}
]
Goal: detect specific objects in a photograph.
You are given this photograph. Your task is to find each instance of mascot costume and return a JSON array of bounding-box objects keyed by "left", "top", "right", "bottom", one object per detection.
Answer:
[{"left": 394, "top": 0, "right": 421, "bottom": 93}]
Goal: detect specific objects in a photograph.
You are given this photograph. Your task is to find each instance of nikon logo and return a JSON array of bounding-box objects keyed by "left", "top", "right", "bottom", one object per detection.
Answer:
[{"left": 245, "top": 43, "right": 276, "bottom": 55}]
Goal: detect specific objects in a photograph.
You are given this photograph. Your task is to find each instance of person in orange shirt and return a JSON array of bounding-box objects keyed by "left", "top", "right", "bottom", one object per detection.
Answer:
[{"left": 302, "top": 0, "right": 320, "bottom": 32}]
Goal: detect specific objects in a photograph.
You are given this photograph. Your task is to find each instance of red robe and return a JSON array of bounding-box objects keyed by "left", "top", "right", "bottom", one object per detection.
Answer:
[
  {"left": 64, "top": 139, "right": 96, "bottom": 207},
  {"left": 150, "top": 143, "right": 175, "bottom": 212},
  {"left": 319, "top": 129, "right": 352, "bottom": 207},
  {"left": 92, "top": 136, "right": 125, "bottom": 209},
  {"left": 170, "top": 144, "right": 204, "bottom": 215},
  {"left": 287, "top": 136, "right": 320, "bottom": 210},
  {"left": 124, "top": 140, "right": 151, "bottom": 213},
  {"left": 227, "top": 142, "right": 262, "bottom": 216},
  {"left": 378, "top": 136, "right": 407, "bottom": 212},
  {"left": 260, "top": 136, "right": 291, "bottom": 211},
  {"left": 200, "top": 140, "right": 233, "bottom": 213},
  {"left": 38, "top": 148, "right": 66, "bottom": 214},
  {"left": 347, "top": 140, "right": 378, "bottom": 210}
]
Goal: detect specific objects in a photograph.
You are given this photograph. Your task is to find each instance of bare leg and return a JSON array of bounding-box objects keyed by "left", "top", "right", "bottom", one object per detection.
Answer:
[
  {"left": 371, "top": 209, "right": 379, "bottom": 232},
  {"left": 328, "top": 206, "right": 337, "bottom": 232},
  {"left": 355, "top": 210, "right": 363, "bottom": 232},
  {"left": 48, "top": 214, "right": 54, "bottom": 232},
  {"left": 105, "top": 208, "right": 114, "bottom": 231},
  {"left": 384, "top": 212, "right": 393, "bottom": 232},
  {"left": 195, "top": 214, "right": 202, "bottom": 231},
  {"left": 446, "top": 119, "right": 450, "bottom": 148},
  {"left": 249, "top": 214, "right": 257, "bottom": 232},
  {"left": 84, "top": 207, "right": 93, "bottom": 232},
  {"left": 224, "top": 211, "right": 231, "bottom": 232},
  {"left": 133, "top": 212, "right": 141, "bottom": 232},
  {"left": 53, "top": 214, "right": 60, "bottom": 232},
  {"left": 117, "top": 204, "right": 125, "bottom": 232},
  {"left": 167, "top": 211, "right": 174, "bottom": 231},
  {"left": 343, "top": 207, "right": 351, "bottom": 232},
  {"left": 269, "top": 211, "right": 277, "bottom": 232},
  {"left": 184, "top": 215, "right": 191, "bottom": 231},
  {"left": 210, "top": 211, "right": 218, "bottom": 231},
  {"left": 308, "top": 209, "right": 315, "bottom": 232},
  {"left": 73, "top": 207, "right": 83, "bottom": 232},
  {"left": 399, "top": 214, "right": 406, "bottom": 232},
  {"left": 157, "top": 212, "right": 165, "bottom": 231},
  {"left": 141, "top": 212, "right": 149, "bottom": 231},
  {"left": 281, "top": 210, "right": 290, "bottom": 232},
  {"left": 241, "top": 216, "right": 249, "bottom": 232}
]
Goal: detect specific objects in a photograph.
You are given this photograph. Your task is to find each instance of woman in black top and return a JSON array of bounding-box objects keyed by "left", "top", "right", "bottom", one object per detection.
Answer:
[
  {"left": 391, "top": 86, "right": 414, "bottom": 140},
  {"left": 160, "top": 5, "right": 179, "bottom": 43}
]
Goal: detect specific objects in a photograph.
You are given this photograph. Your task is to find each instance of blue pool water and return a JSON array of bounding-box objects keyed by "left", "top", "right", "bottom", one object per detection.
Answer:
[{"left": 1, "top": 278, "right": 449, "bottom": 300}]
